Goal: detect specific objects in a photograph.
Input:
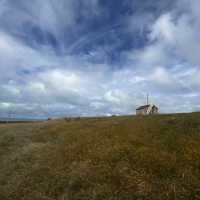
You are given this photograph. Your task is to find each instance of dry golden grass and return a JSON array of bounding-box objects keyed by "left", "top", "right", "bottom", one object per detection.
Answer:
[{"left": 0, "top": 113, "right": 200, "bottom": 200}]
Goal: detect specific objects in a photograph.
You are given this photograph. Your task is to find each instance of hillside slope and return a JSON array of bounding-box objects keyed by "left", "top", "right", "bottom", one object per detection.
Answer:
[{"left": 0, "top": 113, "right": 200, "bottom": 200}]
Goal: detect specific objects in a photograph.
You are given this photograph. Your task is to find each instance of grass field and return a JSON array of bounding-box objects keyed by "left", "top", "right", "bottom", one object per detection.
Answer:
[{"left": 0, "top": 113, "right": 200, "bottom": 200}]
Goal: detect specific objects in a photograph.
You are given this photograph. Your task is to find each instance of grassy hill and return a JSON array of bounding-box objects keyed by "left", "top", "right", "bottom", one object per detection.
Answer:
[{"left": 0, "top": 113, "right": 200, "bottom": 200}]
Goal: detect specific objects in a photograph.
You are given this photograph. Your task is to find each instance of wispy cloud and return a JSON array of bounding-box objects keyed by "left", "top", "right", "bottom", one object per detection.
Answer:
[{"left": 0, "top": 0, "right": 200, "bottom": 118}]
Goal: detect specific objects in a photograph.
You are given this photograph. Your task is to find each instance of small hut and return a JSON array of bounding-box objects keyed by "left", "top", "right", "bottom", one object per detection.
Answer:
[
  {"left": 136, "top": 94, "right": 159, "bottom": 115},
  {"left": 136, "top": 104, "right": 158, "bottom": 115}
]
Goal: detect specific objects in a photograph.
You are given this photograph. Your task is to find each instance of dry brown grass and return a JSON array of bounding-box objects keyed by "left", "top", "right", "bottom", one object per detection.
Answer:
[{"left": 0, "top": 113, "right": 200, "bottom": 199}]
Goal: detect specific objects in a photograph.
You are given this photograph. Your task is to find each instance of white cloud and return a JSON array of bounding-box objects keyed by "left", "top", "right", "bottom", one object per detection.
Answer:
[
  {"left": 27, "top": 82, "right": 46, "bottom": 95},
  {"left": 150, "top": 13, "right": 176, "bottom": 44},
  {"left": 0, "top": 102, "right": 12, "bottom": 109},
  {"left": 135, "top": 44, "right": 170, "bottom": 66},
  {"left": 0, "top": 0, "right": 101, "bottom": 39},
  {"left": 150, "top": 67, "right": 174, "bottom": 86},
  {"left": 0, "top": 31, "right": 59, "bottom": 83},
  {"left": 104, "top": 90, "right": 121, "bottom": 105},
  {"left": 1, "top": 0, "right": 200, "bottom": 117},
  {"left": 2, "top": 85, "right": 21, "bottom": 96},
  {"left": 188, "top": 70, "right": 200, "bottom": 86},
  {"left": 148, "top": 1, "right": 200, "bottom": 66},
  {"left": 39, "top": 70, "right": 81, "bottom": 92}
]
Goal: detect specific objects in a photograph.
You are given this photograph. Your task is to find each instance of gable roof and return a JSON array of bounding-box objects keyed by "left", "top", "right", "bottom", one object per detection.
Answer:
[
  {"left": 136, "top": 105, "right": 150, "bottom": 110},
  {"left": 136, "top": 104, "right": 158, "bottom": 110}
]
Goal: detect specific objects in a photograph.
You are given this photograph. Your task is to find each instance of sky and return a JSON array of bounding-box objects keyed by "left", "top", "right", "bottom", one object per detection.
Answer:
[{"left": 0, "top": 0, "right": 200, "bottom": 118}]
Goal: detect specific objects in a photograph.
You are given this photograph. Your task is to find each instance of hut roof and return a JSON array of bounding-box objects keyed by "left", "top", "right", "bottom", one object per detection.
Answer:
[
  {"left": 136, "top": 105, "right": 150, "bottom": 110},
  {"left": 136, "top": 104, "right": 158, "bottom": 110}
]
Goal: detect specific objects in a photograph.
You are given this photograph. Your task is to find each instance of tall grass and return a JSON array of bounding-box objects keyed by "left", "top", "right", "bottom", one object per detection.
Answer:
[{"left": 0, "top": 113, "right": 200, "bottom": 199}]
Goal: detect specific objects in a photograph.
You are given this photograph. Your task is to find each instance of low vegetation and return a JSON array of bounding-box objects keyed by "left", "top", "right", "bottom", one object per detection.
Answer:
[{"left": 0, "top": 113, "right": 200, "bottom": 200}]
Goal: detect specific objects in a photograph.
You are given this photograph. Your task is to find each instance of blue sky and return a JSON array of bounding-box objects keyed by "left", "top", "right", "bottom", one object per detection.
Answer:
[{"left": 0, "top": 0, "right": 200, "bottom": 118}]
